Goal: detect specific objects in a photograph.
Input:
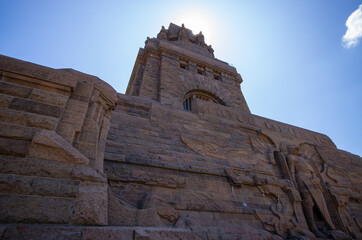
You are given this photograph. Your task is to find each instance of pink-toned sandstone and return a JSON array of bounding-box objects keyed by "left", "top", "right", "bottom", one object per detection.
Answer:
[{"left": 0, "top": 23, "right": 360, "bottom": 240}]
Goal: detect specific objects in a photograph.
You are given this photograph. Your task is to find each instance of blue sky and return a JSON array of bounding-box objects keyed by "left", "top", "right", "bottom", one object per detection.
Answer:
[{"left": 1, "top": 0, "right": 361, "bottom": 156}]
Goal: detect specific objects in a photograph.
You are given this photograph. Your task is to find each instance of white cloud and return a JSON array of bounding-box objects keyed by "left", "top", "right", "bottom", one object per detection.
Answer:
[{"left": 342, "top": 4, "right": 362, "bottom": 48}]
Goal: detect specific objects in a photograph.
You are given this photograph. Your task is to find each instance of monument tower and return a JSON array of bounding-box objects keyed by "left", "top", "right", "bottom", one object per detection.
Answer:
[
  {"left": 127, "top": 23, "right": 250, "bottom": 113},
  {"left": 0, "top": 23, "right": 360, "bottom": 239}
]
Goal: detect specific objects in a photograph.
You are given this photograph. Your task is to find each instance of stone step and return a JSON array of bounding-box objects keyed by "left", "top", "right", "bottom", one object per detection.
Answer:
[
  {"left": 0, "top": 224, "right": 198, "bottom": 240},
  {"left": 0, "top": 155, "right": 105, "bottom": 183},
  {"left": 0, "top": 173, "right": 80, "bottom": 198}
]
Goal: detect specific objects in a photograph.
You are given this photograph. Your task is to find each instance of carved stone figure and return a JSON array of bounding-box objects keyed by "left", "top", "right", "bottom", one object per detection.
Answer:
[
  {"left": 195, "top": 31, "right": 205, "bottom": 46},
  {"left": 274, "top": 143, "right": 293, "bottom": 182},
  {"left": 287, "top": 146, "right": 335, "bottom": 237},
  {"left": 178, "top": 24, "right": 189, "bottom": 41},
  {"left": 0, "top": 23, "right": 361, "bottom": 240},
  {"left": 181, "top": 135, "right": 262, "bottom": 166},
  {"left": 157, "top": 26, "right": 168, "bottom": 40},
  {"left": 207, "top": 45, "right": 214, "bottom": 56}
]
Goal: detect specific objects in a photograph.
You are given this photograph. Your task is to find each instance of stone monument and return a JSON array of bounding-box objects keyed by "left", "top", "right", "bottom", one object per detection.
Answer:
[{"left": 0, "top": 23, "right": 361, "bottom": 239}]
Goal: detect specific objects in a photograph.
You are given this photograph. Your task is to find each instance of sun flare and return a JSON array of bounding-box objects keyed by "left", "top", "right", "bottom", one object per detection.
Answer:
[{"left": 172, "top": 11, "right": 217, "bottom": 46}]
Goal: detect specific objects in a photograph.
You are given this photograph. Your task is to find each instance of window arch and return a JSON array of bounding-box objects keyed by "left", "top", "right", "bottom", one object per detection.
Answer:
[{"left": 183, "top": 90, "right": 224, "bottom": 111}]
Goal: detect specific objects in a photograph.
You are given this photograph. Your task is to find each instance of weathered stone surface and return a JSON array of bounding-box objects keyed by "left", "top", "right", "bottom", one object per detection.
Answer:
[
  {"left": 0, "top": 138, "right": 31, "bottom": 157},
  {"left": 0, "top": 23, "right": 360, "bottom": 239},
  {"left": 29, "top": 88, "right": 68, "bottom": 107},
  {"left": 8, "top": 97, "right": 63, "bottom": 118},
  {"left": 0, "top": 173, "right": 79, "bottom": 197},
  {"left": 0, "top": 54, "right": 77, "bottom": 90},
  {"left": 108, "top": 190, "right": 164, "bottom": 227},
  {"left": 28, "top": 129, "right": 89, "bottom": 164},
  {"left": 81, "top": 227, "right": 134, "bottom": 240},
  {"left": 0, "top": 158, "right": 106, "bottom": 188},
  {"left": 0, "top": 224, "right": 197, "bottom": 240},
  {"left": 0, "top": 81, "right": 32, "bottom": 98},
  {"left": 25, "top": 113, "right": 59, "bottom": 130},
  {"left": 1, "top": 225, "right": 82, "bottom": 240},
  {"left": 0, "top": 194, "right": 74, "bottom": 223},
  {"left": 0, "top": 122, "right": 36, "bottom": 140},
  {"left": 0, "top": 93, "right": 13, "bottom": 108},
  {"left": 69, "top": 182, "right": 108, "bottom": 225}
]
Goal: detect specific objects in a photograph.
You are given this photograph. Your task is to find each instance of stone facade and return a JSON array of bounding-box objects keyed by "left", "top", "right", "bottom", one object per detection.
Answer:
[{"left": 0, "top": 23, "right": 361, "bottom": 239}]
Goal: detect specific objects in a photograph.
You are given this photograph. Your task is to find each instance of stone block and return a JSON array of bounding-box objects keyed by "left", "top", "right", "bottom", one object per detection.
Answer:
[
  {"left": 104, "top": 152, "right": 126, "bottom": 162},
  {"left": 81, "top": 227, "right": 134, "bottom": 240},
  {"left": 0, "top": 81, "right": 32, "bottom": 98},
  {"left": 0, "top": 55, "right": 77, "bottom": 90},
  {"left": 0, "top": 156, "right": 73, "bottom": 178},
  {"left": 69, "top": 182, "right": 108, "bottom": 225},
  {"left": 78, "top": 130, "right": 98, "bottom": 144},
  {"left": 0, "top": 108, "right": 26, "bottom": 125},
  {"left": 71, "top": 165, "right": 107, "bottom": 183},
  {"left": 0, "top": 122, "right": 36, "bottom": 140},
  {"left": 0, "top": 173, "right": 79, "bottom": 198},
  {"left": 0, "top": 156, "right": 105, "bottom": 183},
  {"left": 8, "top": 97, "right": 63, "bottom": 118},
  {"left": 0, "top": 93, "right": 13, "bottom": 108},
  {"left": 25, "top": 113, "right": 59, "bottom": 130},
  {"left": 108, "top": 190, "right": 163, "bottom": 227},
  {"left": 0, "top": 137, "right": 30, "bottom": 157},
  {"left": 73, "top": 142, "right": 96, "bottom": 161},
  {"left": 56, "top": 122, "right": 80, "bottom": 136},
  {"left": 61, "top": 110, "right": 86, "bottom": 125},
  {"left": 1, "top": 225, "right": 82, "bottom": 240},
  {"left": 65, "top": 99, "right": 89, "bottom": 114},
  {"left": 3, "top": 73, "right": 72, "bottom": 96},
  {"left": 0, "top": 168, "right": 107, "bottom": 226},
  {"left": 74, "top": 81, "right": 93, "bottom": 98},
  {"left": 79, "top": 118, "right": 98, "bottom": 130},
  {"left": 28, "top": 129, "right": 89, "bottom": 165},
  {"left": 133, "top": 228, "right": 198, "bottom": 240},
  {"left": 29, "top": 88, "right": 68, "bottom": 107},
  {"left": 0, "top": 194, "right": 73, "bottom": 224},
  {"left": 0, "top": 225, "right": 197, "bottom": 240}
]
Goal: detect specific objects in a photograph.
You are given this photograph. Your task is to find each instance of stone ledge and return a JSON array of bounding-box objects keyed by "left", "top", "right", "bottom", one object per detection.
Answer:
[
  {"left": 0, "top": 156, "right": 106, "bottom": 183},
  {"left": 0, "top": 55, "right": 77, "bottom": 90},
  {"left": 28, "top": 130, "right": 89, "bottom": 165},
  {"left": 0, "top": 224, "right": 198, "bottom": 240}
]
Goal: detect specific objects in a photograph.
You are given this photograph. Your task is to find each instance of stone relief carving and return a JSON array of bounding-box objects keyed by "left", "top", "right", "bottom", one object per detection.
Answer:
[
  {"left": 195, "top": 31, "right": 205, "bottom": 46},
  {"left": 156, "top": 24, "right": 216, "bottom": 56},
  {"left": 332, "top": 195, "right": 362, "bottom": 239},
  {"left": 266, "top": 142, "right": 356, "bottom": 239},
  {"left": 181, "top": 135, "right": 259, "bottom": 166},
  {"left": 253, "top": 116, "right": 334, "bottom": 146},
  {"left": 141, "top": 194, "right": 179, "bottom": 223},
  {"left": 178, "top": 24, "right": 189, "bottom": 42},
  {"left": 249, "top": 134, "right": 277, "bottom": 165},
  {"left": 157, "top": 26, "right": 168, "bottom": 40},
  {"left": 195, "top": 100, "right": 256, "bottom": 126},
  {"left": 274, "top": 143, "right": 293, "bottom": 182},
  {"left": 106, "top": 165, "right": 186, "bottom": 189},
  {"left": 225, "top": 168, "right": 308, "bottom": 239},
  {"left": 315, "top": 149, "right": 362, "bottom": 239},
  {"left": 285, "top": 145, "right": 336, "bottom": 238}
]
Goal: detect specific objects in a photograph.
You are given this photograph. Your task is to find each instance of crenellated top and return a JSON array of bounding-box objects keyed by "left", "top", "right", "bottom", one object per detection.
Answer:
[
  {"left": 156, "top": 23, "right": 215, "bottom": 58},
  {"left": 126, "top": 23, "right": 251, "bottom": 114}
]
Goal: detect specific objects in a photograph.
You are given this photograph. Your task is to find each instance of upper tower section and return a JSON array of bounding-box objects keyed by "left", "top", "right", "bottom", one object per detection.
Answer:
[{"left": 126, "top": 23, "right": 250, "bottom": 113}]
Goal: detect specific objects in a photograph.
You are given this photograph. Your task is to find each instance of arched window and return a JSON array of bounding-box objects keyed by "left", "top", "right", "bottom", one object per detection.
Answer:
[{"left": 183, "top": 90, "right": 224, "bottom": 111}]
